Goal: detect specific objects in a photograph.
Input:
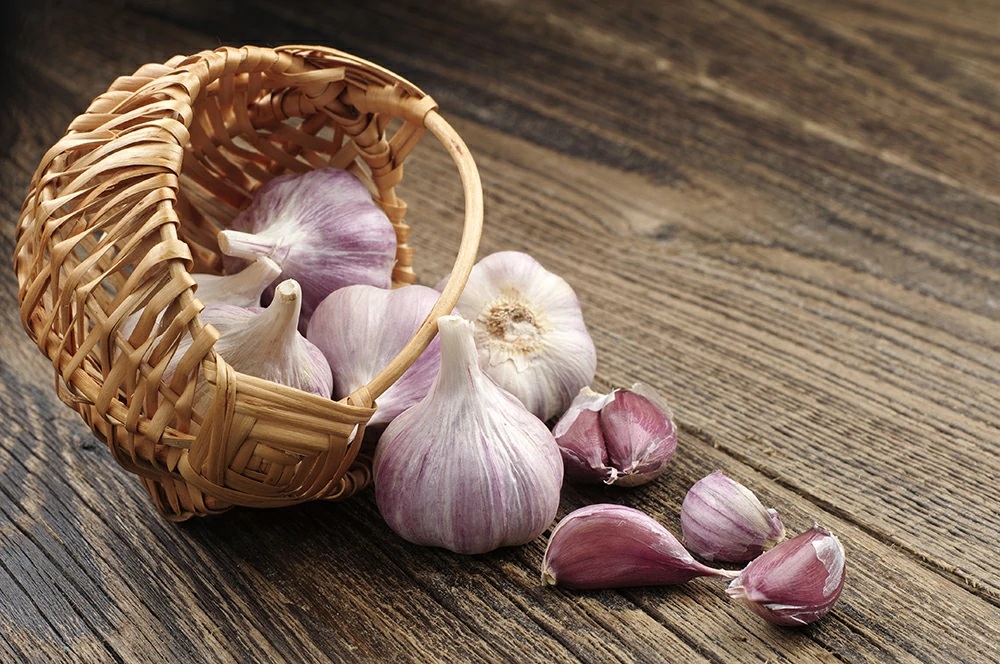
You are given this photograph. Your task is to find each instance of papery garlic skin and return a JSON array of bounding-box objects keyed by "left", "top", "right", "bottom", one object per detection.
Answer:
[
  {"left": 436, "top": 251, "right": 596, "bottom": 422},
  {"left": 219, "top": 168, "right": 397, "bottom": 329},
  {"left": 726, "top": 525, "right": 846, "bottom": 626},
  {"left": 168, "top": 280, "right": 333, "bottom": 409},
  {"left": 373, "top": 316, "right": 563, "bottom": 555},
  {"left": 553, "top": 383, "right": 676, "bottom": 487},
  {"left": 541, "top": 504, "right": 739, "bottom": 590},
  {"left": 194, "top": 256, "right": 281, "bottom": 308},
  {"left": 681, "top": 471, "right": 785, "bottom": 562},
  {"left": 308, "top": 285, "right": 452, "bottom": 426}
]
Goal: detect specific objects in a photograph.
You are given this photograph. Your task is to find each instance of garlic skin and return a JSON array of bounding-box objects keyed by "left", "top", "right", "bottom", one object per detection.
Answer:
[
  {"left": 553, "top": 383, "right": 676, "bottom": 487},
  {"left": 726, "top": 525, "right": 846, "bottom": 626},
  {"left": 169, "top": 280, "right": 333, "bottom": 408},
  {"left": 436, "top": 251, "right": 596, "bottom": 422},
  {"left": 219, "top": 168, "right": 397, "bottom": 329},
  {"left": 307, "top": 284, "right": 453, "bottom": 426},
  {"left": 193, "top": 256, "right": 281, "bottom": 308},
  {"left": 373, "top": 315, "right": 563, "bottom": 555},
  {"left": 681, "top": 471, "right": 785, "bottom": 562},
  {"left": 541, "top": 504, "right": 740, "bottom": 590}
]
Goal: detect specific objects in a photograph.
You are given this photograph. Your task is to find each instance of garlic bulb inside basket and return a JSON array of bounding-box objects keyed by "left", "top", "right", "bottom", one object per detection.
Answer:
[{"left": 218, "top": 168, "right": 398, "bottom": 330}]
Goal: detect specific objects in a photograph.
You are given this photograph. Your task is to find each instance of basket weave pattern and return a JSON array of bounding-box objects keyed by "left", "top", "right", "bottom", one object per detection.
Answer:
[{"left": 14, "top": 45, "right": 483, "bottom": 521}]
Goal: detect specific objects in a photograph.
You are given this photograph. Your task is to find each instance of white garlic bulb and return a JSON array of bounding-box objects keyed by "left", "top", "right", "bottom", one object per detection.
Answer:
[
  {"left": 436, "top": 251, "right": 596, "bottom": 422},
  {"left": 307, "top": 284, "right": 453, "bottom": 426},
  {"left": 373, "top": 315, "right": 564, "bottom": 554},
  {"left": 168, "top": 280, "right": 333, "bottom": 410},
  {"left": 218, "top": 168, "right": 397, "bottom": 330}
]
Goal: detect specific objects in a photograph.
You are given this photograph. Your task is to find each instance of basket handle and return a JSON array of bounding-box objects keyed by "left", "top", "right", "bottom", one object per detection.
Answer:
[{"left": 349, "top": 110, "right": 483, "bottom": 406}]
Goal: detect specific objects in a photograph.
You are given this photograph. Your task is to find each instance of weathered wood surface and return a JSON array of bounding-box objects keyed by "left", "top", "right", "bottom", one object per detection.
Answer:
[{"left": 2, "top": 0, "right": 999, "bottom": 661}]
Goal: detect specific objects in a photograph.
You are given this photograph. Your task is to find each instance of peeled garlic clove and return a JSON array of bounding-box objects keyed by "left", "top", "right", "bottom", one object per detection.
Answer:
[
  {"left": 373, "top": 315, "right": 564, "bottom": 554},
  {"left": 553, "top": 383, "right": 676, "bottom": 487},
  {"left": 218, "top": 168, "right": 397, "bottom": 329},
  {"left": 436, "top": 251, "right": 596, "bottom": 422},
  {"left": 681, "top": 471, "right": 785, "bottom": 563},
  {"left": 193, "top": 256, "right": 281, "bottom": 308},
  {"left": 308, "top": 284, "right": 453, "bottom": 426},
  {"left": 727, "top": 524, "right": 846, "bottom": 626},
  {"left": 541, "top": 504, "right": 739, "bottom": 590},
  {"left": 169, "top": 280, "right": 333, "bottom": 409}
]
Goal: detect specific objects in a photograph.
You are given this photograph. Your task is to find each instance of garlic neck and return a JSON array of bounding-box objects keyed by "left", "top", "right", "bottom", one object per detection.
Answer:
[
  {"left": 435, "top": 316, "right": 483, "bottom": 389},
  {"left": 219, "top": 229, "right": 283, "bottom": 262},
  {"left": 478, "top": 286, "right": 551, "bottom": 364},
  {"left": 254, "top": 280, "right": 302, "bottom": 346}
]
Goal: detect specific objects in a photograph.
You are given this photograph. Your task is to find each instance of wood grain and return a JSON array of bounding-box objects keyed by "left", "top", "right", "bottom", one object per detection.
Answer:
[{"left": 2, "top": 0, "right": 998, "bottom": 662}]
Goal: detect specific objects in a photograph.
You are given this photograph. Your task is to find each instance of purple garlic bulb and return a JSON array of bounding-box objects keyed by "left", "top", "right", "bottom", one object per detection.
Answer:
[
  {"left": 552, "top": 383, "right": 676, "bottom": 487},
  {"left": 726, "top": 524, "right": 846, "bottom": 626},
  {"left": 681, "top": 470, "right": 785, "bottom": 562},
  {"left": 219, "top": 168, "right": 397, "bottom": 330},
  {"left": 374, "top": 316, "right": 563, "bottom": 555},
  {"left": 541, "top": 504, "right": 739, "bottom": 590},
  {"left": 308, "top": 284, "right": 455, "bottom": 426}
]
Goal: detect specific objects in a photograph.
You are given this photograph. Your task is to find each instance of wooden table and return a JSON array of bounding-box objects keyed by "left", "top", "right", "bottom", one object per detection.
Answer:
[{"left": 2, "top": 1, "right": 998, "bottom": 661}]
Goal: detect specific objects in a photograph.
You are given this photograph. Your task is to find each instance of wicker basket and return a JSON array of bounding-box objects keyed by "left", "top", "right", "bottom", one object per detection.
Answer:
[{"left": 14, "top": 45, "right": 483, "bottom": 521}]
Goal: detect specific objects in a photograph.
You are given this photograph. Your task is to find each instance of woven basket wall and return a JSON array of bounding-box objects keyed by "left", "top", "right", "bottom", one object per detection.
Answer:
[{"left": 14, "top": 45, "right": 483, "bottom": 521}]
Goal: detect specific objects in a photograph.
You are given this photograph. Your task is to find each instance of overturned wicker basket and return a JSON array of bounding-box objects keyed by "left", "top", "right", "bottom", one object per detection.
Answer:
[{"left": 14, "top": 45, "right": 483, "bottom": 521}]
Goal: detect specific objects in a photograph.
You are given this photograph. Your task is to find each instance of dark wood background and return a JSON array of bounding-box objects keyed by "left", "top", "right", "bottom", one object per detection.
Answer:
[{"left": 2, "top": 0, "right": 999, "bottom": 661}]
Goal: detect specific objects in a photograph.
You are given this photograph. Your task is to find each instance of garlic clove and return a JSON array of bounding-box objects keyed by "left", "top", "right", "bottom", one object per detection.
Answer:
[
  {"left": 167, "top": 279, "right": 333, "bottom": 411},
  {"left": 726, "top": 524, "right": 846, "bottom": 626},
  {"left": 541, "top": 504, "right": 740, "bottom": 590},
  {"left": 307, "top": 284, "right": 453, "bottom": 426},
  {"left": 436, "top": 251, "right": 596, "bottom": 422},
  {"left": 373, "top": 315, "right": 564, "bottom": 555},
  {"left": 551, "top": 387, "right": 614, "bottom": 483},
  {"left": 553, "top": 383, "right": 676, "bottom": 487},
  {"left": 218, "top": 168, "right": 397, "bottom": 330},
  {"left": 600, "top": 388, "right": 677, "bottom": 487},
  {"left": 681, "top": 471, "right": 785, "bottom": 563},
  {"left": 193, "top": 256, "right": 281, "bottom": 308}
]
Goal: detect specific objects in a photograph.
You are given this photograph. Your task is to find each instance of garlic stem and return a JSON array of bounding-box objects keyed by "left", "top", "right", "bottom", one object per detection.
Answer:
[
  {"left": 436, "top": 315, "right": 483, "bottom": 387},
  {"left": 194, "top": 256, "right": 280, "bottom": 308},
  {"left": 259, "top": 280, "right": 303, "bottom": 341},
  {"left": 218, "top": 229, "right": 282, "bottom": 261}
]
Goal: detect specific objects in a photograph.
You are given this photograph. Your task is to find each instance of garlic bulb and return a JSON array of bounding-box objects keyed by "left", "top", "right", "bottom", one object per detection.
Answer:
[
  {"left": 727, "top": 524, "right": 846, "bottom": 626},
  {"left": 681, "top": 471, "right": 785, "bottom": 562},
  {"left": 168, "top": 280, "right": 333, "bottom": 409},
  {"left": 436, "top": 251, "right": 596, "bottom": 422},
  {"left": 193, "top": 256, "right": 281, "bottom": 308},
  {"left": 553, "top": 383, "right": 676, "bottom": 487},
  {"left": 373, "top": 315, "right": 564, "bottom": 554},
  {"left": 541, "top": 504, "right": 739, "bottom": 590},
  {"left": 218, "top": 168, "right": 397, "bottom": 329},
  {"left": 307, "top": 284, "right": 452, "bottom": 426}
]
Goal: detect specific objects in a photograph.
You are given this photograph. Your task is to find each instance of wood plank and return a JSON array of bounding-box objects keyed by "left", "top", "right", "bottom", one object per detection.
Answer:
[{"left": 401, "top": 117, "right": 1000, "bottom": 601}]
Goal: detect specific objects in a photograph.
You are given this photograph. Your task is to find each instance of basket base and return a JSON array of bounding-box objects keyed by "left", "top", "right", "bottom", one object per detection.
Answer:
[{"left": 139, "top": 455, "right": 375, "bottom": 520}]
